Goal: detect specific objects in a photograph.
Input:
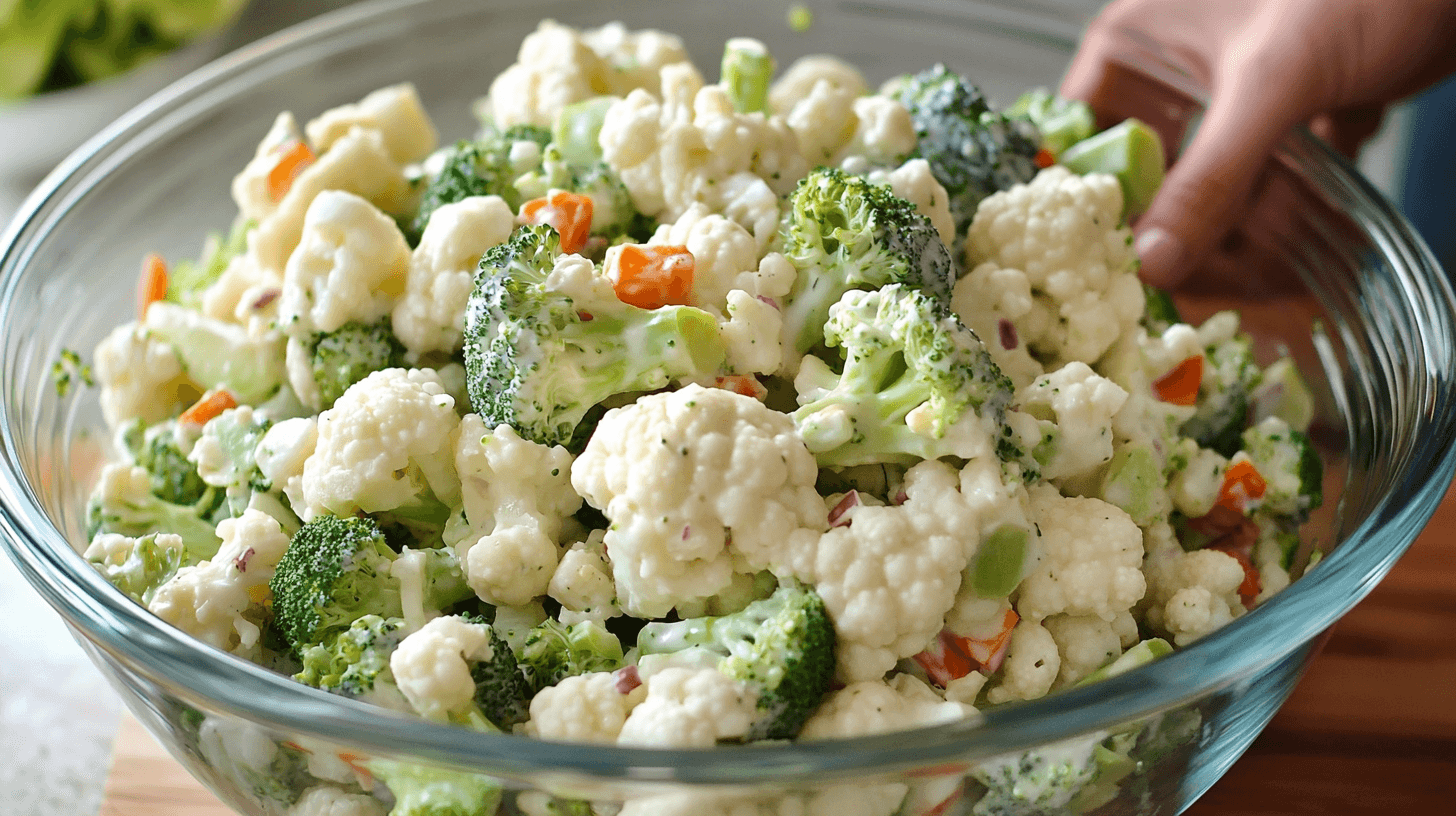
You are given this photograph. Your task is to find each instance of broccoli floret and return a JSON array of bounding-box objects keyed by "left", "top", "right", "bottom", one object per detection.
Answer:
[
  {"left": 51, "top": 348, "right": 94, "bottom": 397},
  {"left": 166, "top": 218, "right": 254, "bottom": 309},
  {"left": 462, "top": 615, "right": 532, "bottom": 730},
  {"left": 792, "top": 285, "right": 1013, "bottom": 467},
  {"left": 1181, "top": 329, "right": 1260, "bottom": 457},
  {"left": 893, "top": 65, "right": 1040, "bottom": 243},
  {"left": 87, "top": 479, "right": 223, "bottom": 563},
  {"left": 121, "top": 419, "right": 210, "bottom": 506},
  {"left": 1140, "top": 282, "right": 1181, "bottom": 334},
  {"left": 513, "top": 147, "right": 641, "bottom": 244},
  {"left": 298, "top": 317, "right": 408, "bottom": 409},
  {"left": 1241, "top": 417, "right": 1323, "bottom": 520},
  {"left": 269, "top": 515, "right": 474, "bottom": 651},
  {"left": 294, "top": 614, "right": 409, "bottom": 707},
  {"left": 462, "top": 224, "right": 725, "bottom": 446},
  {"left": 1006, "top": 89, "right": 1095, "bottom": 157},
  {"left": 969, "top": 736, "right": 1102, "bottom": 816},
  {"left": 413, "top": 126, "right": 552, "bottom": 237},
  {"left": 86, "top": 532, "right": 183, "bottom": 604},
  {"left": 778, "top": 167, "right": 958, "bottom": 359},
  {"left": 638, "top": 583, "right": 835, "bottom": 741},
  {"left": 517, "top": 619, "right": 625, "bottom": 695},
  {"left": 367, "top": 758, "right": 503, "bottom": 816}
]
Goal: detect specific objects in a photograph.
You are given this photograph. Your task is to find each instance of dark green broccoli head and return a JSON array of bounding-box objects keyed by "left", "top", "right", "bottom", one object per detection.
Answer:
[
  {"left": 123, "top": 419, "right": 209, "bottom": 506},
  {"left": 518, "top": 619, "right": 625, "bottom": 695},
  {"left": 793, "top": 284, "right": 1014, "bottom": 468},
  {"left": 638, "top": 583, "right": 836, "bottom": 741},
  {"left": 894, "top": 65, "right": 1040, "bottom": 241},
  {"left": 460, "top": 613, "right": 531, "bottom": 730},
  {"left": 779, "top": 166, "right": 957, "bottom": 359},
  {"left": 303, "top": 318, "right": 408, "bottom": 409},
  {"left": 294, "top": 614, "right": 407, "bottom": 700},
  {"left": 269, "top": 514, "right": 401, "bottom": 651},
  {"left": 413, "top": 127, "right": 552, "bottom": 237},
  {"left": 462, "top": 224, "right": 724, "bottom": 446},
  {"left": 86, "top": 532, "right": 184, "bottom": 604},
  {"left": 1181, "top": 332, "right": 1259, "bottom": 458}
]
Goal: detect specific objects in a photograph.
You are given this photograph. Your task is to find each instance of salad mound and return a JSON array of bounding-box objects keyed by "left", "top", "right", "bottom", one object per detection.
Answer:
[{"left": 78, "top": 20, "right": 1322, "bottom": 816}]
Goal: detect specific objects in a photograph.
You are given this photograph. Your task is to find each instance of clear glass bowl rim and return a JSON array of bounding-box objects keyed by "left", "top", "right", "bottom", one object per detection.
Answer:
[{"left": 2, "top": 0, "right": 1455, "bottom": 787}]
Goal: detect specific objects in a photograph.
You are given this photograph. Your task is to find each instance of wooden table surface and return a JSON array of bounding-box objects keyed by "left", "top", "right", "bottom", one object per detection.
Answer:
[{"left": 103, "top": 487, "right": 1456, "bottom": 816}]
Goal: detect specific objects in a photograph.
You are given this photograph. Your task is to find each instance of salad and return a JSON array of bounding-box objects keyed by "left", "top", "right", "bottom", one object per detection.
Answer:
[{"left": 76, "top": 19, "right": 1323, "bottom": 816}]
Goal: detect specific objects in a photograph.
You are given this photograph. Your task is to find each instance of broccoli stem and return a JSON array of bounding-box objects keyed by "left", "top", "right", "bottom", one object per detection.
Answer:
[
  {"left": 721, "top": 38, "right": 775, "bottom": 114},
  {"left": 1060, "top": 118, "right": 1165, "bottom": 220}
]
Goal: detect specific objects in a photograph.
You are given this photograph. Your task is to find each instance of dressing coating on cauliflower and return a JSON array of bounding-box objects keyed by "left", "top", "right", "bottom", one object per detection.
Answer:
[
  {"left": 1017, "top": 485, "right": 1146, "bottom": 623},
  {"left": 616, "top": 666, "right": 759, "bottom": 747},
  {"left": 526, "top": 670, "right": 647, "bottom": 744}
]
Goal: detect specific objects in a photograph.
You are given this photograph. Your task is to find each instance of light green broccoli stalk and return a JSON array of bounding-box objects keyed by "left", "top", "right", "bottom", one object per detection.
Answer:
[
  {"left": 1006, "top": 89, "right": 1096, "bottom": 158},
  {"left": 778, "top": 167, "right": 958, "bottom": 360},
  {"left": 720, "top": 37, "right": 775, "bottom": 114},
  {"left": 85, "top": 532, "right": 184, "bottom": 604},
  {"left": 144, "top": 302, "right": 286, "bottom": 404},
  {"left": 268, "top": 515, "right": 474, "bottom": 652},
  {"left": 792, "top": 285, "right": 1013, "bottom": 467},
  {"left": 1060, "top": 118, "right": 1166, "bottom": 220},
  {"left": 296, "top": 318, "right": 408, "bottom": 410},
  {"left": 552, "top": 97, "right": 615, "bottom": 167},
  {"left": 892, "top": 65, "right": 1040, "bottom": 243},
  {"left": 462, "top": 224, "right": 725, "bottom": 446},
  {"left": 412, "top": 126, "right": 552, "bottom": 238},
  {"left": 638, "top": 583, "right": 836, "bottom": 741},
  {"left": 517, "top": 619, "right": 625, "bottom": 695},
  {"left": 188, "top": 406, "right": 278, "bottom": 520}
]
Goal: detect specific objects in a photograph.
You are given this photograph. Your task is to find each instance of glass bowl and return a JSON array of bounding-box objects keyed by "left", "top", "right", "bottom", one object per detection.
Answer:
[{"left": 3, "top": 1, "right": 1455, "bottom": 814}]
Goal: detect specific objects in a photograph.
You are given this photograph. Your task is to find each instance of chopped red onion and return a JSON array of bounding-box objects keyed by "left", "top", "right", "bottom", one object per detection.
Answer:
[
  {"left": 233, "top": 547, "right": 256, "bottom": 573},
  {"left": 613, "top": 665, "right": 642, "bottom": 694},
  {"left": 998, "top": 319, "right": 1018, "bottom": 350},
  {"left": 827, "top": 490, "right": 861, "bottom": 527}
]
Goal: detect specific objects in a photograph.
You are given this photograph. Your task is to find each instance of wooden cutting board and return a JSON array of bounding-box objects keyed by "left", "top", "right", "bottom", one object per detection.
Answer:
[{"left": 101, "top": 486, "right": 1456, "bottom": 816}]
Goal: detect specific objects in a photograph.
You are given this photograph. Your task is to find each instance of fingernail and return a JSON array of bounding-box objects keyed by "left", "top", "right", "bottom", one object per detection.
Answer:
[{"left": 1134, "top": 227, "right": 1186, "bottom": 285}]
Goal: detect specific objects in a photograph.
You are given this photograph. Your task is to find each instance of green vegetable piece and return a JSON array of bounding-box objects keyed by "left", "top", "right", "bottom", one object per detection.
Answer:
[
  {"left": 1099, "top": 443, "right": 1165, "bottom": 527},
  {"left": 87, "top": 532, "right": 183, "bottom": 604},
  {"left": 1061, "top": 118, "right": 1166, "bottom": 220},
  {"left": 462, "top": 224, "right": 725, "bottom": 446},
  {"left": 144, "top": 302, "right": 286, "bottom": 404},
  {"left": 1007, "top": 89, "right": 1096, "bottom": 157},
  {"left": 124, "top": 419, "right": 209, "bottom": 506},
  {"left": 294, "top": 614, "right": 408, "bottom": 703},
  {"left": 86, "top": 473, "right": 223, "bottom": 564},
  {"left": 1241, "top": 417, "right": 1323, "bottom": 519},
  {"left": 1076, "top": 638, "right": 1173, "bottom": 687},
  {"left": 1250, "top": 357, "right": 1316, "bottom": 433},
  {"left": 721, "top": 37, "right": 775, "bottom": 114},
  {"left": 465, "top": 618, "right": 532, "bottom": 730},
  {"left": 167, "top": 219, "right": 254, "bottom": 309},
  {"left": 552, "top": 96, "right": 615, "bottom": 166},
  {"left": 787, "top": 3, "right": 814, "bottom": 32},
  {"left": 1182, "top": 326, "right": 1259, "bottom": 458},
  {"left": 517, "top": 619, "right": 625, "bottom": 695},
  {"left": 368, "top": 757, "right": 503, "bottom": 816},
  {"left": 413, "top": 126, "right": 552, "bottom": 236},
  {"left": 970, "top": 524, "right": 1030, "bottom": 598},
  {"left": 638, "top": 583, "right": 835, "bottom": 741},
  {"left": 0, "top": 0, "right": 74, "bottom": 98},
  {"left": 1140, "top": 282, "right": 1182, "bottom": 334},
  {"left": 51, "top": 348, "right": 94, "bottom": 397},
  {"left": 303, "top": 318, "right": 408, "bottom": 409},
  {"left": 270, "top": 515, "right": 400, "bottom": 650}
]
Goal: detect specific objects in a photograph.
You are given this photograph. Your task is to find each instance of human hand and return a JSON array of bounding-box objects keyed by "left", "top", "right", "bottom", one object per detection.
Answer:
[{"left": 1062, "top": 0, "right": 1456, "bottom": 287}]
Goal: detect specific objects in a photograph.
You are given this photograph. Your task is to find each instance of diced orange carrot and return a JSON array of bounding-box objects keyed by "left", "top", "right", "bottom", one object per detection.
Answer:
[
  {"left": 1216, "top": 459, "right": 1267, "bottom": 514},
  {"left": 266, "top": 139, "right": 315, "bottom": 203},
  {"left": 520, "top": 190, "right": 594, "bottom": 255},
  {"left": 610, "top": 243, "right": 695, "bottom": 309},
  {"left": 1208, "top": 540, "right": 1261, "bottom": 608},
  {"left": 1152, "top": 355, "right": 1203, "bottom": 406},
  {"left": 955, "top": 607, "right": 1019, "bottom": 671},
  {"left": 711, "top": 374, "right": 766, "bottom": 401},
  {"left": 1034, "top": 147, "right": 1056, "bottom": 168},
  {"left": 179, "top": 389, "right": 237, "bottom": 427},
  {"left": 913, "top": 608, "right": 1020, "bottom": 686},
  {"left": 137, "top": 253, "right": 169, "bottom": 319}
]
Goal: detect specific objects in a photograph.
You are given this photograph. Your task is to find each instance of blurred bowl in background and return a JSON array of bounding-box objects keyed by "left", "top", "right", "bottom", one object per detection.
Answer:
[{"left": 2, "top": 1, "right": 1456, "bottom": 814}]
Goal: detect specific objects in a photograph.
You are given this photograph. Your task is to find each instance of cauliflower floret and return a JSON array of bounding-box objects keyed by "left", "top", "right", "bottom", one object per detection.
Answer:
[
  {"left": 247, "top": 126, "right": 413, "bottom": 276},
  {"left": 300, "top": 368, "right": 460, "bottom": 520},
  {"left": 985, "top": 619, "right": 1061, "bottom": 704},
  {"left": 617, "top": 785, "right": 909, "bottom": 816},
  {"left": 570, "top": 384, "right": 824, "bottom": 618},
  {"left": 951, "top": 261, "right": 1045, "bottom": 389},
  {"left": 231, "top": 112, "right": 305, "bottom": 225},
  {"left": 447, "top": 415, "right": 579, "bottom": 607},
  {"left": 147, "top": 509, "right": 292, "bottom": 658},
  {"left": 1141, "top": 521, "right": 1245, "bottom": 645},
  {"left": 719, "top": 172, "right": 784, "bottom": 253},
  {"left": 93, "top": 321, "right": 196, "bottom": 431},
  {"left": 768, "top": 55, "right": 867, "bottom": 116},
  {"left": 867, "top": 158, "right": 954, "bottom": 247},
  {"left": 617, "top": 666, "right": 758, "bottom": 747},
  {"left": 254, "top": 416, "right": 317, "bottom": 512},
  {"left": 278, "top": 190, "right": 411, "bottom": 337},
  {"left": 305, "top": 83, "right": 438, "bottom": 165},
  {"left": 840, "top": 95, "right": 917, "bottom": 167},
  {"left": 789, "top": 460, "right": 982, "bottom": 682},
  {"left": 963, "top": 166, "right": 1144, "bottom": 367},
  {"left": 1017, "top": 362, "right": 1129, "bottom": 481},
  {"left": 784, "top": 77, "right": 859, "bottom": 165},
  {"left": 1042, "top": 611, "right": 1138, "bottom": 687},
  {"left": 287, "top": 786, "right": 387, "bottom": 816},
  {"left": 719, "top": 289, "right": 783, "bottom": 375},
  {"left": 649, "top": 203, "right": 759, "bottom": 310},
  {"left": 1017, "top": 485, "right": 1146, "bottom": 622},
  {"left": 526, "top": 670, "right": 647, "bottom": 744},
  {"left": 580, "top": 21, "right": 692, "bottom": 96},
  {"left": 391, "top": 195, "right": 515, "bottom": 357},
  {"left": 199, "top": 251, "right": 284, "bottom": 335},
  {"left": 599, "top": 63, "right": 806, "bottom": 237},
  {"left": 548, "top": 531, "right": 619, "bottom": 624},
  {"left": 799, "top": 674, "right": 975, "bottom": 740},
  {"left": 389, "top": 615, "right": 495, "bottom": 720}
]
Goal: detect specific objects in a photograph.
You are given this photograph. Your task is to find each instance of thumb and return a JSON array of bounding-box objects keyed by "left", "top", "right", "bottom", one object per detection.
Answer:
[{"left": 1134, "top": 66, "right": 1311, "bottom": 287}]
